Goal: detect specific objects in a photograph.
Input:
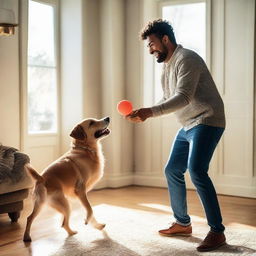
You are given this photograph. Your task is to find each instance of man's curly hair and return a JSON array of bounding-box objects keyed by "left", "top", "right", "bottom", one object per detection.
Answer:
[{"left": 140, "top": 19, "right": 177, "bottom": 45}]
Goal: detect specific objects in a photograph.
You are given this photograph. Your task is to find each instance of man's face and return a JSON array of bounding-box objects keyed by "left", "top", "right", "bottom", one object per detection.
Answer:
[{"left": 147, "top": 34, "right": 168, "bottom": 63}]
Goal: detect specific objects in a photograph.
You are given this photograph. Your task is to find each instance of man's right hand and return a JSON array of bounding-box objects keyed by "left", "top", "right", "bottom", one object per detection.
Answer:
[{"left": 125, "top": 108, "right": 153, "bottom": 123}]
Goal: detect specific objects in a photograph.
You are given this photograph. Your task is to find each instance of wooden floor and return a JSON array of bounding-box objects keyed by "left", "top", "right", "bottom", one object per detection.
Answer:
[{"left": 0, "top": 186, "right": 256, "bottom": 255}]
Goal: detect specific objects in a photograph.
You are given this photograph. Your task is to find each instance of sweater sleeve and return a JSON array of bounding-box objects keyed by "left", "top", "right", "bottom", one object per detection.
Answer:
[{"left": 151, "top": 57, "right": 201, "bottom": 117}]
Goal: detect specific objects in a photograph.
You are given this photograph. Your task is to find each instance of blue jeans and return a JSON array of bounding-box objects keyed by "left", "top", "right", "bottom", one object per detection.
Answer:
[{"left": 165, "top": 124, "right": 225, "bottom": 233}]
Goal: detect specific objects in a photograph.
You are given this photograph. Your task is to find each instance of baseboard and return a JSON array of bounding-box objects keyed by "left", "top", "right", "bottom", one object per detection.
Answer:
[
  {"left": 94, "top": 173, "right": 256, "bottom": 198},
  {"left": 214, "top": 184, "right": 256, "bottom": 198},
  {"left": 133, "top": 174, "right": 168, "bottom": 188},
  {"left": 94, "top": 174, "right": 134, "bottom": 189}
]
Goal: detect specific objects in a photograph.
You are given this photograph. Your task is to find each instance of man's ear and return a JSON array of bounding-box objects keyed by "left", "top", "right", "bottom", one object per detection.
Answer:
[
  {"left": 70, "top": 125, "right": 87, "bottom": 140},
  {"left": 162, "top": 35, "right": 169, "bottom": 44}
]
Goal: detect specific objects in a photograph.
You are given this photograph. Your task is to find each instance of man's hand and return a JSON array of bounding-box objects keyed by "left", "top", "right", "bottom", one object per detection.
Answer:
[{"left": 125, "top": 108, "right": 153, "bottom": 123}]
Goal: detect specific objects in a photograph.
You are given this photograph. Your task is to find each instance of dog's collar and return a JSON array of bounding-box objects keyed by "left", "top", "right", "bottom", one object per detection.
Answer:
[{"left": 72, "top": 145, "right": 96, "bottom": 154}]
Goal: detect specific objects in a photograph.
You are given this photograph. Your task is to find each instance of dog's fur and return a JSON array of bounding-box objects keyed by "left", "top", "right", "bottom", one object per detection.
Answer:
[{"left": 23, "top": 117, "right": 110, "bottom": 242}]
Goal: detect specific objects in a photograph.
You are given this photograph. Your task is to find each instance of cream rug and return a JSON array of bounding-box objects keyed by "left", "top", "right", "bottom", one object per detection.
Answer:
[{"left": 29, "top": 204, "right": 256, "bottom": 256}]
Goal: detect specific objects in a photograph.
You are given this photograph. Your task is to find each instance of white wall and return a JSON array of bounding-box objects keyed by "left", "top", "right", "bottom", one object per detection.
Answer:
[
  {"left": 82, "top": 0, "right": 102, "bottom": 118},
  {"left": 60, "top": 0, "right": 134, "bottom": 188},
  {"left": 212, "top": 0, "right": 255, "bottom": 197},
  {"left": 99, "top": 0, "right": 133, "bottom": 187},
  {"left": 0, "top": 0, "right": 20, "bottom": 149}
]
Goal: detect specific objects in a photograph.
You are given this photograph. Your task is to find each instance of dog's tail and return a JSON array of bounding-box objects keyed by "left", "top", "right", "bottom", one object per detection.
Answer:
[{"left": 26, "top": 164, "right": 44, "bottom": 183}]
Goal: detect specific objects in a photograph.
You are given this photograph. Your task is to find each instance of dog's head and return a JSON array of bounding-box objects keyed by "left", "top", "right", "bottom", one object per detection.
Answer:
[{"left": 70, "top": 117, "right": 111, "bottom": 143}]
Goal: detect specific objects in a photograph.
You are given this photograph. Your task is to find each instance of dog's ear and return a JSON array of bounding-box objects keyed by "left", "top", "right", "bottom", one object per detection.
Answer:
[{"left": 70, "top": 125, "right": 87, "bottom": 140}]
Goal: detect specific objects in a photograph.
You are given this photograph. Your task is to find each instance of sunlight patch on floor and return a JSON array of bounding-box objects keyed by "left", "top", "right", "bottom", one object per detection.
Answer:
[
  {"left": 228, "top": 222, "right": 256, "bottom": 230},
  {"left": 138, "top": 203, "right": 171, "bottom": 213},
  {"left": 30, "top": 236, "right": 66, "bottom": 256}
]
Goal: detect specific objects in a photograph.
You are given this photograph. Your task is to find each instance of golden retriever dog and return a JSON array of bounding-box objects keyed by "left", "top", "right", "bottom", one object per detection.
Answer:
[{"left": 23, "top": 117, "right": 110, "bottom": 242}]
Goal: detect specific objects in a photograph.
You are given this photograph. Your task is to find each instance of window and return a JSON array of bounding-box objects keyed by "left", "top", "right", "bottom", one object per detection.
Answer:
[
  {"left": 27, "top": 0, "right": 58, "bottom": 133},
  {"left": 154, "top": 0, "right": 208, "bottom": 102}
]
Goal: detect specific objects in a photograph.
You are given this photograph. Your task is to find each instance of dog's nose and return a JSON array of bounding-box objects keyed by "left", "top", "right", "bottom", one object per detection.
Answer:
[{"left": 104, "top": 117, "right": 110, "bottom": 123}]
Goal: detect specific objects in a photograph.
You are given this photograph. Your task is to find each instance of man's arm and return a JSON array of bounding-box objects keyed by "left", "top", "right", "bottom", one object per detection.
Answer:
[
  {"left": 151, "top": 57, "right": 201, "bottom": 117},
  {"left": 126, "top": 57, "right": 202, "bottom": 122}
]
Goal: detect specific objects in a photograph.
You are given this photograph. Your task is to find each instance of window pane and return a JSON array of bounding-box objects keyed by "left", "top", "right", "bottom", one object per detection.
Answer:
[
  {"left": 27, "top": 0, "right": 57, "bottom": 133},
  {"left": 28, "top": 1, "right": 55, "bottom": 66},
  {"left": 162, "top": 3, "right": 206, "bottom": 59},
  {"left": 154, "top": 62, "right": 164, "bottom": 103},
  {"left": 28, "top": 67, "right": 57, "bottom": 133},
  {"left": 154, "top": 2, "right": 206, "bottom": 102}
]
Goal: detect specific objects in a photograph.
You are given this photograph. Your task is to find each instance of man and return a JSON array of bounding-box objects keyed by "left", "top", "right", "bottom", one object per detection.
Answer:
[{"left": 126, "top": 19, "right": 226, "bottom": 252}]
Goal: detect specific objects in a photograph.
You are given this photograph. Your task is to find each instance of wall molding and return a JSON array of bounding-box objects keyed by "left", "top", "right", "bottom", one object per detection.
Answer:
[
  {"left": 133, "top": 174, "right": 167, "bottom": 188},
  {"left": 95, "top": 174, "right": 134, "bottom": 189}
]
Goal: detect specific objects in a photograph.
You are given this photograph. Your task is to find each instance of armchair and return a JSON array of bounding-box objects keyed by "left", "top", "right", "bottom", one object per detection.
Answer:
[{"left": 0, "top": 145, "right": 33, "bottom": 222}]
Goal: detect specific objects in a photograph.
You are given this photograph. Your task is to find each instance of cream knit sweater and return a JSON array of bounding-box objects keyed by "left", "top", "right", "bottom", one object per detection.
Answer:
[{"left": 151, "top": 45, "right": 225, "bottom": 131}]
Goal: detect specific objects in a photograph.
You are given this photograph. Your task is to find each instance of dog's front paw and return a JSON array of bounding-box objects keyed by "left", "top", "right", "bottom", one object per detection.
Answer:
[
  {"left": 68, "top": 230, "right": 78, "bottom": 236},
  {"left": 23, "top": 234, "right": 32, "bottom": 242},
  {"left": 95, "top": 223, "right": 106, "bottom": 230}
]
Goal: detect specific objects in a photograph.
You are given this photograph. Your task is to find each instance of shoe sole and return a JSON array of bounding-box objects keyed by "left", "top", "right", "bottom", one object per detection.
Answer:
[
  {"left": 196, "top": 241, "right": 226, "bottom": 252},
  {"left": 159, "top": 232, "right": 192, "bottom": 237}
]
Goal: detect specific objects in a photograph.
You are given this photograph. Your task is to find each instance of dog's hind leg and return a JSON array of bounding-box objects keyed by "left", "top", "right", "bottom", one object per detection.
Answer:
[
  {"left": 75, "top": 181, "right": 105, "bottom": 230},
  {"left": 48, "top": 192, "right": 77, "bottom": 236},
  {"left": 23, "top": 184, "right": 46, "bottom": 242}
]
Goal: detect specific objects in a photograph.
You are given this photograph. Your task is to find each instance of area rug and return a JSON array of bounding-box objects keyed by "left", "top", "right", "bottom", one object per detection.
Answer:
[{"left": 27, "top": 204, "right": 256, "bottom": 256}]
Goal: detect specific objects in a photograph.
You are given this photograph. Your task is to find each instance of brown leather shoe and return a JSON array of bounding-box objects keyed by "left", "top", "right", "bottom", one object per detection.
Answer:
[
  {"left": 197, "top": 231, "right": 226, "bottom": 252},
  {"left": 159, "top": 222, "right": 192, "bottom": 237}
]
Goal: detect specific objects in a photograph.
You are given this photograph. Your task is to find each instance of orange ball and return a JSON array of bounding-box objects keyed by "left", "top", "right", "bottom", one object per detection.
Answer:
[{"left": 117, "top": 100, "right": 133, "bottom": 116}]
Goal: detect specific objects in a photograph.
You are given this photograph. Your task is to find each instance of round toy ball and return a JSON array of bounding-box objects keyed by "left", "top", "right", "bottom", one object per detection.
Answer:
[{"left": 117, "top": 100, "right": 133, "bottom": 116}]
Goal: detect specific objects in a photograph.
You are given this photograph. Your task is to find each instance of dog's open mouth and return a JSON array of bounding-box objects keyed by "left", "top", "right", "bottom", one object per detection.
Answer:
[{"left": 95, "top": 128, "right": 110, "bottom": 138}]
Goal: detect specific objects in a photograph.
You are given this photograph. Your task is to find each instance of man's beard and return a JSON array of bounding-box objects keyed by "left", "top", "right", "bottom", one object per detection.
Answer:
[{"left": 155, "top": 45, "right": 168, "bottom": 63}]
